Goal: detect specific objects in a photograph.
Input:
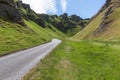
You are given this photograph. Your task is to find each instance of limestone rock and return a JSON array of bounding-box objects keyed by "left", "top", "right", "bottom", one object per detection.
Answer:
[{"left": 0, "top": 0, "right": 24, "bottom": 25}]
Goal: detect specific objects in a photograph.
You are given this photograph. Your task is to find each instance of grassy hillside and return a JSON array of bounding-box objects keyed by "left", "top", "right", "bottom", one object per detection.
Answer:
[
  {"left": 73, "top": 0, "right": 120, "bottom": 40},
  {"left": 0, "top": 0, "right": 87, "bottom": 56},
  {"left": 21, "top": 0, "right": 120, "bottom": 80},
  {"left": 73, "top": 11, "right": 105, "bottom": 40},
  {"left": 0, "top": 0, "right": 70, "bottom": 56},
  {"left": 25, "top": 20, "right": 66, "bottom": 39},
  {"left": 23, "top": 40, "right": 120, "bottom": 80},
  {"left": 0, "top": 19, "right": 65, "bottom": 56},
  {"left": 37, "top": 13, "right": 88, "bottom": 35}
]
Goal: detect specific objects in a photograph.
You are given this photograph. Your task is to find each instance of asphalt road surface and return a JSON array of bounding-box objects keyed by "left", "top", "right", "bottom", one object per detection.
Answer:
[{"left": 0, "top": 39, "right": 61, "bottom": 80}]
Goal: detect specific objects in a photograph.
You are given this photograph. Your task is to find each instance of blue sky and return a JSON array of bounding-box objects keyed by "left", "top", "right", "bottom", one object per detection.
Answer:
[{"left": 22, "top": 0, "right": 106, "bottom": 18}]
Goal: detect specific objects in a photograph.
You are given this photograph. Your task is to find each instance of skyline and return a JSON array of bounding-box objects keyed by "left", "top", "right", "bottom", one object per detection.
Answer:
[{"left": 22, "top": 0, "right": 106, "bottom": 18}]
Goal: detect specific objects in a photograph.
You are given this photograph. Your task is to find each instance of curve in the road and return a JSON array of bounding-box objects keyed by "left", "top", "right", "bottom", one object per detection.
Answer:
[{"left": 0, "top": 39, "right": 61, "bottom": 80}]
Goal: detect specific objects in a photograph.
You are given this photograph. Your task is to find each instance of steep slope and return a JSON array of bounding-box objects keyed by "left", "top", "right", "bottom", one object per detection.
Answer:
[
  {"left": 73, "top": 0, "right": 120, "bottom": 40},
  {"left": 0, "top": 0, "right": 65, "bottom": 55},
  {"left": 0, "top": 17, "right": 65, "bottom": 56},
  {"left": 16, "top": 0, "right": 88, "bottom": 35},
  {"left": 28, "top": 13, "right": 88, "bottom": 36},
  {"left": 0, "top": 0, "right": 88, "bottom": 55}
]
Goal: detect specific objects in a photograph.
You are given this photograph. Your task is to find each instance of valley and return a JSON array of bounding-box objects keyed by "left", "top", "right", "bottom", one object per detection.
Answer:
[{"left": 0, "top": 0, "right": 120, "bottom": 80}]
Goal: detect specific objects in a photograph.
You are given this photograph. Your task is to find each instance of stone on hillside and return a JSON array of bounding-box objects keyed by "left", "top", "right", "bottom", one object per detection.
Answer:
[{"left": 0, "top": 0, "right": 24, "bottom": 25}]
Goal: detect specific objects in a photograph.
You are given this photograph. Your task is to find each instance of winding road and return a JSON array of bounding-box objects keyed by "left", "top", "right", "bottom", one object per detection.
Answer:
[{"left": 0, "top": 39, "right": 61, "bottom": 80}]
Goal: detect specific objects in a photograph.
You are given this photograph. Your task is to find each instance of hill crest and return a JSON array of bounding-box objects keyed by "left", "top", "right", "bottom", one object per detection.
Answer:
[{"left": 73, "top": 0, "right": 120, "bottom": 40}]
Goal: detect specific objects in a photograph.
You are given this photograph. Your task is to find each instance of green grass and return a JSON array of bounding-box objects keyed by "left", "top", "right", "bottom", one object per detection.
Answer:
[
  {"left": 25, "top": 20, "right": 66, "bottom": 39},
  {"left": 23, "top": 40, "right": 120, "bottom": 80},
  {"left": 0, "top": 20, "right": 48, "bottom": 55},
  {"left": 72, "top": 10, "right": 105, "bottom": 40},
  {"left": 95, "top": 7, "right": 120, "bottom": 40},
  {"left": 0, "top": 19, "right": 65, "bottom": 56},
  {"left": 73, "top": 7, "right": 120, "bottom": 40}
]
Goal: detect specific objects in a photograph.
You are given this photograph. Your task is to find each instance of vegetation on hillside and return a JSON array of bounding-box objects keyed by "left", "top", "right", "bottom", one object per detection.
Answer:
[
  {"left": 21, "top": 0, "right": 120, "bottom": 80},
  {"left": 0, "top": 0, "right": 88, "bottom": 55},
  {"left": 0, "top": 19, "right": 65, "bottom": 56},
  {"left": 73, "top": 0, "right": 120, "bottom": 40},
  {"left": 1, "top": 0, "right": 120, "bottom": 80},
  {"left": 46, "top": 13, "right": 89, "bottom": 35}
]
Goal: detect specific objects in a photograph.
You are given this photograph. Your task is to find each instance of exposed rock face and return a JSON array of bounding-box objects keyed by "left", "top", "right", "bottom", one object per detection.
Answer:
[
  {"left": 49, "top": 13, "right": 88, "bottom": 33},
  {"left": 2, "top": 0, "right": 14, "bottom": 5},
  {"left": 73, "top": 0, "right": 120, "bottom": 40},
  {"left": 60, "top": 13, "right": 68, "bottom": 21},
  {"left": 16, "top": 0, "right": 38, "bottom": 21},
  {"left": 35, "top": 18, "right": 46, "bottom": 28},
  {"left": 22, "top": 3, "right": 31, "bottom": 12},
  {"left": 39, "top": 14, "right": 49, "bottom": 21},
  {"left": 16, "top": 0, "right": 22, "bottom": 8},
  {"left": 94, "top": 0, "right": 120, "bottom": 32},
  {"left": 56, "top": 22, "right": 67, "bottom": 33},
  {"left": 0, "top": 0, "right": 25, "bottom": 25},
  {"left": 70, "top": 15, "right": 82, "bottom": 22},
  {"left": 0, "top": 0, "right": 37, "bottom": 25},
  {"left": 0, "top": 0, "right": 89, "bottom": 35}
]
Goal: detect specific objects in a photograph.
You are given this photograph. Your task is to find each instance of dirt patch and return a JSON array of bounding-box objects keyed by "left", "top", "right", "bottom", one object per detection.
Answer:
[
  {"left": 65, "top": 46, "right": 72, "bottom": 53},
  {"left": 56, "top": 59, "right": 71, "bottom": 70}
]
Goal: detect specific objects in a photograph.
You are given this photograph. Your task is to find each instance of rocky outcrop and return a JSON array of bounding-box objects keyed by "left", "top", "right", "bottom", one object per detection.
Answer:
[
  {"left": 94, "top": 0, "right": 120, "bottom": 32},
  {"left": 0, "top": 0, "right": 89, "bottom": 35},
  {"left": 35, "top": 18, "right": 46, "bottom": 28},
  {"left": 60, "top": 13, "right": 68, "bottom": 21},
  {"left": 0, "top": 0, "right": 36, "bottom": 25},
  {"left": 16, "top": 0, "right": 22, "bottom": 8},
  {"left": 73, "top": 0, "right": 120, "bottom": 40},
  {"left": 39, "top": 14, "right": 49, "bottom": 21},
  {"left": 0, "top": 0, "right": 40, "bottom": 26},
  {"left": 49, "top": 13, "right": 88, "bottom": 33},
  {"left": 0, "top": 0, "right": 24, "bottom": 25},
  {"left": 70, "top": 15, "right": 82, "bottom": 22}
]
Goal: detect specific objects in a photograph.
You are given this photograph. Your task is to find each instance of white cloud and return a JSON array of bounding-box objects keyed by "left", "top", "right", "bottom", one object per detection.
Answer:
[
  {"left": 22, "top": 0, "right": 57, "bottom": 14},
  {"left": 60, "top": 0, "right": 67, "bottom": 12}
]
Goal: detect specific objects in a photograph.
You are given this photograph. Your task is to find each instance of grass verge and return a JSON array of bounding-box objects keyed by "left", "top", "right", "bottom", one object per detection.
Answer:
[
  {"left": 0, "top": 19, "right": 65, "bottom": 56},
  {"left": 23, "top": 40, "right": 120, "bottom": 80}
]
